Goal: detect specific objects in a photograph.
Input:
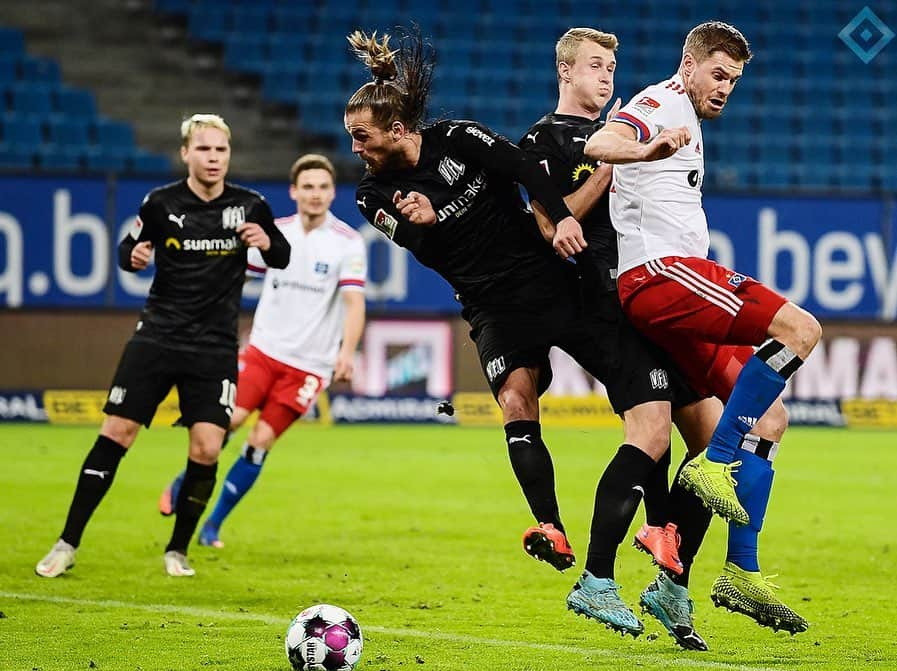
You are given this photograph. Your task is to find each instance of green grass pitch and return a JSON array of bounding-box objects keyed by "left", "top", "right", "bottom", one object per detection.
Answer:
[{"left": 1, "top": 423, "right": 895, "bottom": 671}]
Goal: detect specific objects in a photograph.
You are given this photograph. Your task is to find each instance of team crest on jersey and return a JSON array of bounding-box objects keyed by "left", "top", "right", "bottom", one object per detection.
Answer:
[
  {"left": 438, "top": 156, "right": 466, "bottom": 185},
  {"left": 728, "top": 273, "right": 747, "bottom": 288},
  {"left": 634, "top": 96, "right": 661, "bottom": 115},
  {"left": 314, "top": 261, "right": 330, "bottom": 275},
  {"left": 373, "top": 208, "right": 398, "bottom": 239},
  {"left": 221, "top": 205, "right": 245, "bottom": 230}
]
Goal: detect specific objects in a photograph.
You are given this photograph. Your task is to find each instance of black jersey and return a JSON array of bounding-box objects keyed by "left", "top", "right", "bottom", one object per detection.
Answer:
[
  {"left": 118, "top": 180, "right": 290, "bottom": 352},
  {"left": 356, "top": 120, "right": 575, "bottom": 309},
  {"left": 520, "top": 113, "right": 617, "bottom": 287}
]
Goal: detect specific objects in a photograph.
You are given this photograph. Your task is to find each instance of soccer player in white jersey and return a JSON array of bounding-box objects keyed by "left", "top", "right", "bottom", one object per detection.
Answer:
[
  {"left": 159, "top": 154, "right": 366, "bottom": 548},
  {"left": 585, "top": 22, "right": 820, "bottom": 633}
]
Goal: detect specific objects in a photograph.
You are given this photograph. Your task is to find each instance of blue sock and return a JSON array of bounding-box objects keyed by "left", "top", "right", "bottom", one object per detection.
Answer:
[
  {"left": 205, "top": 444, "right": 266, "bottom": 529},
  {"left": 706, "top": 350, "right": 793, "bottom": 463},
  {"left": 726, "top": 447, "right": 774, "bottom": 572}
]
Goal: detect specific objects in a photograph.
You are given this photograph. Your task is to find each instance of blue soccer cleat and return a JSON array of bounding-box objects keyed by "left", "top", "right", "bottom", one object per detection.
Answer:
[
  {"left": 566, "top": 570, "right": 644, "bottom": 637},
  {"left": 640, "top": 571, "right": 708, "bottom": 651}
]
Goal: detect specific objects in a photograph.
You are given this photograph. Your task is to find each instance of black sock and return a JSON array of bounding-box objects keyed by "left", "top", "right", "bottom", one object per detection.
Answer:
[
  {"left": 642, "top": 445, "right": 671, "bottom": 527},
  {"left": 60, "top": 435, "right": 127, "bottom": 547},
  {"left": 668, "top": 455, "right": 713, "bottom": 587},
  {"left": 585, "top": 444, "right": 656, "bottom": 579},
  {"left": 505, "top": 420, "right": 564, "bottom": 533},
  {"left": 166, "top": 459, "right": 217, "bottom": 554}
]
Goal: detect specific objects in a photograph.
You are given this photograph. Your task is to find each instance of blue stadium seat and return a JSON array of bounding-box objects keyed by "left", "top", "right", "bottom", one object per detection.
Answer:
[
  {"left": 37, "top": 147, "right": 83, "bottom": 171},
  {"left": 18, "top": 56, "right": 61, "bottom": 84},
  {"left": 130, "top": 150, "right": 172, "bottom": 175},
  {"left": 9, "top": 83, "right": 55, "bottom": 117},
  {"left": 0, "top": 57, "right": 17, "bottom": 86},
  {"left": 0, "top": 28, "right": 25, "bottom": 56},
  {"left": 230, "top": 7, "right": 271, "bottom": 35},
  {"left": 54, "top": 88, "right": 97, "bottom": 120},
  {"left": 1, "top": 115, "right": 43, "bottom": 149},
  {"left": 0, "top": 147, "right": 34, "bottom": 169},
  {"left": 85, "top": 150, "right": 128, "bottom": 172},
  {"left": 93, "top": 118, "right": 135, "bottom": 154},
  {"left": 47, "top": 118, "right": 91, "bottom": 150},
  {"left": 188, "top": 7, "right": 228, "bottom": 43}
]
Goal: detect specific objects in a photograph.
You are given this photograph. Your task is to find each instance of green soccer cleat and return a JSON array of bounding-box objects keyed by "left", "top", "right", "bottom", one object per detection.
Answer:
[
  {"left": 566, "top": 570, "right": 644, "bottom": 637},
  {"left": 677, "top": 453, "right": 750, "bottom": 526},
  {"left": 640, "top": 571, "right": 707, "bottom": 651},
  {"left": 711, "top": 561, "right": 809, "bottom": 634}
]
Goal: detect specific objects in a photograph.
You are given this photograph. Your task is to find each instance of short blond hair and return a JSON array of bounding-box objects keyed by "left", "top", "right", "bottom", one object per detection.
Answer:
[
  {"left": 289, "top": 153, "right": 336, "bottom": 185},
  {"left": 683, "top": 21, "right": 752, "bottom": 63},
  {"left": 180, "top": 113, "right": 231, "bottom": 147},
  {"left": 556, "top": 28, "right": 619, "bottom": 74}
]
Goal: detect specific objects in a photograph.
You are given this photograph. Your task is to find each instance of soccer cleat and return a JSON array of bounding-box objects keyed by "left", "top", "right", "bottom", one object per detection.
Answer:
[
  {"left": 633, "top": 523, "right": 684, "bottom": 575},
  {"left": 677, "top": 453, "right": 750, "bottom": 526},
  {"left": 198, "top": 521, "right": 224, "bottom": 548},
  {"left": 35, "top": 539, "right": 76, "bottom": 578},
  {"left": 522, "top": 522, "right": 575, "bottom": 571},
  {"left": 640, "top": 571, "right": 708, "bottom": 651},
  {"left": 163, "top": 550, "right": 196, "bottom": 577},
  {"left": 711, "top": 561, "right": 809, "bottom": 634},
  {"left": 158, "top": 471, "right": 185, "bottom": 517},
  {"left": 566, "top": 570, "right": 644, "bottom": 637}
]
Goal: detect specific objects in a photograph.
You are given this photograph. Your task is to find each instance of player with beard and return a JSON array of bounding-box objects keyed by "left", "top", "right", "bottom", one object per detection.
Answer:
[
  {"left": 587, "top": 21, "right": 819, "bottom": 633},
  {"left": 345, "top": 28, "right": 705, "bottom": 640}
]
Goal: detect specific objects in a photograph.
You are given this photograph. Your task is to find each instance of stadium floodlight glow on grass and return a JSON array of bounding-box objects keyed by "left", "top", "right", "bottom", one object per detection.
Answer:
[{"left": 838, "top": 6, "right": 895, "bottom": 64}]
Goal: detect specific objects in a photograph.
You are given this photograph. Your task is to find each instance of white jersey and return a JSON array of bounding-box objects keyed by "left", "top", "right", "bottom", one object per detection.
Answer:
[
  {"left": 247, "top": 212, "right": 366, "bottom": 379},
  {"left": 610, "top": 74, "right": 709, "bottom": 273}
]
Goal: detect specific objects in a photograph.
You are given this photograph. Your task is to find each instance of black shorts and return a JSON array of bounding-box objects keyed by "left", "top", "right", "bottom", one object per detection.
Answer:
[
  {"left": 559, "top": 290, "right": 701, "bottom": 414},
  {"left": 102, "top": 339, "right": 237, "bottom": 429},
  {"left": 463, "top": 299, "right": 577, "bottom": 398}
]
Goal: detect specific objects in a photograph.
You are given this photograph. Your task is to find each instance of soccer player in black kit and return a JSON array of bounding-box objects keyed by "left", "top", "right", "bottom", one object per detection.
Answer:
[
  {"left": 520, "top": 28, "right": 740, "bottom": 649},
  {"left": 35, "top": 114, "right": 290, "bottom": 578},
  {"left": 344, "top": 28, "right": 706, "bottom": 642}
]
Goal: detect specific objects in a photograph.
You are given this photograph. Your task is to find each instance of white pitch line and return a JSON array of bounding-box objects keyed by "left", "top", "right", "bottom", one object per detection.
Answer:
[{"left": 1, "top": 591, "right": 788, "bottom": 671}]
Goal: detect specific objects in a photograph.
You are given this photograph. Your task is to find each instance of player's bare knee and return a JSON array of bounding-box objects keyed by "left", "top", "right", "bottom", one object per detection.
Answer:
[
  {"left": 772, "top": 304, "right": 822, "bottom": 359},
  {"left": 99, "top": 415, "right": 140, "bottom": 448},
  {"left": 498, "top": 387, "right": 538, "bottom": 422},
  {"left": 622, "top": 402, "right": 671, "bottom": 460},
  {"left": 248, "top": 423, "right": 277, "bottom": 451}
]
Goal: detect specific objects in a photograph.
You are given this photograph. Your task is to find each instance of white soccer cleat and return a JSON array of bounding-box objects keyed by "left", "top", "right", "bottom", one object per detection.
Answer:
[
  {"left": 35, "top": 539, "right": 76, "bottom": 578},
  {"left": 163, "top": 550, "right": 196, "bottom": 577}
]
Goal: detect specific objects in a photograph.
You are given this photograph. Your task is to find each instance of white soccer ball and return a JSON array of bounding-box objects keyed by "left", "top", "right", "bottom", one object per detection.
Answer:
[{"left": 285, "top": 604, "right": 363, "bottom": 671}]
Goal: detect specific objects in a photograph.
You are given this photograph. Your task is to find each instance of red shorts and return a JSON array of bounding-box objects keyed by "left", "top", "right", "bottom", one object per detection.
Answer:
[
  {"left": 236, "top": 345, "right": 325, "bottom": 437},
  {"left": 617, "top": 256, "right": 788, "bottom": 401}
]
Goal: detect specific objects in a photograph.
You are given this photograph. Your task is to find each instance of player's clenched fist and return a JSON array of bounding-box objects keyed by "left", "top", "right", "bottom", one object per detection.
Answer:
[
  {"left": 131, "top": 240, "right": 153, "bottom": 270},
  {"left": 552, "top": 216, "right": 588, "bottom": 259},
  {"left": 642, "top": 126, "right": 692, "bottom": 161},
  {"left": 393, "top": 190, "right": 436, "bottom": 226},
  {"left": 237, "top": 222, "right": 271, "bottom": 251}
]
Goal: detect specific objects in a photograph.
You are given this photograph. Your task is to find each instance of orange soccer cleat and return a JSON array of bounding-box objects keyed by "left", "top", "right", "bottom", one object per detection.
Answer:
[
  {"left": 522, "top": 522, "right": 576, "bottom": 571},
  {"left": 633, "top": 523, "right": 684, "bottom": 575}
]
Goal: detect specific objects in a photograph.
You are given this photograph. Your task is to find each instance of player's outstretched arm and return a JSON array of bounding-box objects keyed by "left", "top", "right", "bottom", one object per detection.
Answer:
[{"left": 586, "top": 123, "right": 691, "bottom": 164}]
